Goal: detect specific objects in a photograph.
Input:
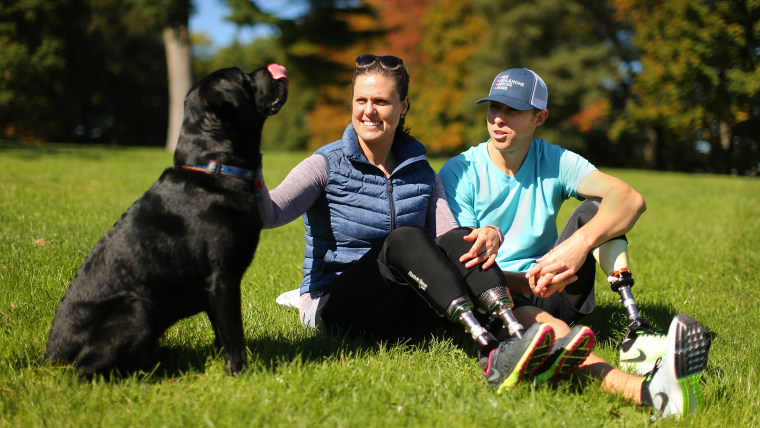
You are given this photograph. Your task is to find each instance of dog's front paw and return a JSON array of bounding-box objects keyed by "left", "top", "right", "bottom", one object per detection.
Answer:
[{"left": 224, "top": 353, "right": 248, "bottom": 375}]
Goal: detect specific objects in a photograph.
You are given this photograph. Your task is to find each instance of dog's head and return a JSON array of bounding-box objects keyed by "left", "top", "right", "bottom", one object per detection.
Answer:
[{"left": 174, "top": 64, "right": 288, "bottom": 168}]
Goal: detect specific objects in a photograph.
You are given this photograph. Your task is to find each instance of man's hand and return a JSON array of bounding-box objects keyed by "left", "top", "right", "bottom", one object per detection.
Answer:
[
  {"left": 458, "top": 227, "right": 501, "bottom": 269},
  {"left": 524, "top": 232, "right": 588, "bottom": 297}
]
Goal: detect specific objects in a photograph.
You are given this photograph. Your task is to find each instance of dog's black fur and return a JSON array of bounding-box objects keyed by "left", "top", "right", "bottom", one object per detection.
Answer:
[{"left": 45, "top": 64, "right": 288, "bottom": 375}]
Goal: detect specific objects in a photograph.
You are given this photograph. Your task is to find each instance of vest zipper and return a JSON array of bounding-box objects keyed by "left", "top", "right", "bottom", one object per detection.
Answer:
[{"left": 386, "top": 178, "right": 396, "bottom": 230}]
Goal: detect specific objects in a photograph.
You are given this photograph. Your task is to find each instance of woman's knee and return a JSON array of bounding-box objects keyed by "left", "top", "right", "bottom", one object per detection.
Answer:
[
  {"left": 386, "top": 226, "right": 431, "bottom": 246},
  {"left": 434, "top": 226, "right": 473, "bottom": 251}
]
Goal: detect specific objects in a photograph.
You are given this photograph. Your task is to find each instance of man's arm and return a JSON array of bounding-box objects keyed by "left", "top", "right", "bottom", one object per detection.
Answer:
[{"left": 525, "top": 170, "right": 646, "bottom": 297}]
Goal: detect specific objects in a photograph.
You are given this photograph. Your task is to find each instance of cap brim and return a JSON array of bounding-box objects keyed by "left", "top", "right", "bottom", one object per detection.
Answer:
[{"left": 476, "top": 96, "right": 535, "bottom": 111}]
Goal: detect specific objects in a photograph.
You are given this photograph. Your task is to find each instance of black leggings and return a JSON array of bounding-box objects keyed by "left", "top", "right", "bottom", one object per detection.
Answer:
[
  {"left": 512, "top": 199, "right": 627, "bottom": 324},
  {"left": 315, "top": 226, "right": 505, "bottom": 338}
]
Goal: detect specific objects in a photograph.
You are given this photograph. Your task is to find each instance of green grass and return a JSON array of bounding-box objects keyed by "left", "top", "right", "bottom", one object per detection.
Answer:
[{"left": 1, "top": 142, "right": 758, "bottom": 427}]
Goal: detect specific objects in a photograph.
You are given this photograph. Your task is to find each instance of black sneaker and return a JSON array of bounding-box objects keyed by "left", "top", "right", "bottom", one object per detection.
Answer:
[
  {"left": 482, "top": 322, "right": 555, "bottom": 393},
  {"left": 532, "top": 324, "right": 595, "bottom": 384}
]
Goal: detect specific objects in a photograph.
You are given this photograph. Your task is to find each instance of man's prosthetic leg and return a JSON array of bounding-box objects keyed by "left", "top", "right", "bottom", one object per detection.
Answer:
[
  {"left": 592, "top": 239, "right": 649, "bottom": 330},
  {"left": 593, "top": 239, "right": 666, "bottom": 374}
]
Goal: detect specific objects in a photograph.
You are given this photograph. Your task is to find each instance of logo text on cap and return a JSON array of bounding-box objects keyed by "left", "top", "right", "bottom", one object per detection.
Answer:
[{"left": 494, "top": 75, "right": 526, "bottom": 90}]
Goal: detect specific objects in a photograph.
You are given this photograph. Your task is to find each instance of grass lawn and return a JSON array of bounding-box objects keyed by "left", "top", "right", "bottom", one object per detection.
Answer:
[{"left": 1, "top": 142, "right": 758, "bottom": 427}]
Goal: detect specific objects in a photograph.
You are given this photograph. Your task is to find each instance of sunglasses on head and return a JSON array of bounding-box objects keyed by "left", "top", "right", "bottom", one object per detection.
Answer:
[{"left": 355, "top": 54, "right": 404, "bottom": 70}]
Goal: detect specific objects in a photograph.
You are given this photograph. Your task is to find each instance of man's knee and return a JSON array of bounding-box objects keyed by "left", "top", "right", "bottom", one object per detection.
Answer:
[
  {"left": 514, "top": 306, "right": 571, "bottom": 337},
  {"left": 568, "top": 198, "right": 601, "bottom": 227}
]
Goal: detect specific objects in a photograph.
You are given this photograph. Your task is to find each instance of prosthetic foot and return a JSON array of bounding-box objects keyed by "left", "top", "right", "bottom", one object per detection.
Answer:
[
  {"left": 609, "top": 268, "right": 667, "bottom": 374},
  {"left": 609, "top": 268, "right": 649, "bottom": 331},
  {"left": 477, "top": 286, "right": 525, "bottom": 339},
  {"left": 593, "top": 239, "right": 651, "bottom": 330},
  {"left": 445, "top": 297, "right": 498, "bottom": 352},
  {"left": 474, "top": 286, "right": 557, "bottom": 391}
]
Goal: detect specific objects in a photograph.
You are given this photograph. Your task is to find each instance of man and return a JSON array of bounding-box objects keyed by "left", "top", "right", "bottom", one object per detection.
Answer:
[{"left": 439, "top": 68, "right": 711, "bottom": 418}]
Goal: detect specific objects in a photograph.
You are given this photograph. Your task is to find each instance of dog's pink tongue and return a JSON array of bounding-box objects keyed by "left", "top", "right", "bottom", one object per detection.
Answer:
[{"left": 267, "top": 63, "right": 288, "bottom": 80}]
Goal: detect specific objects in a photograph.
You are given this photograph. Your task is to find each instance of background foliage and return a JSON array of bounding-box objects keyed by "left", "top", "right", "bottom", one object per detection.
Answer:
[{"left": 1, "top": 0, "right": 759, "bottom": 173}]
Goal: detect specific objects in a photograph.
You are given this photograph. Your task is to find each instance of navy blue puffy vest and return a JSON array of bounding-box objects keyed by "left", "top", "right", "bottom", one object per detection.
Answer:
[{"left": 300, "top": 124, "right": 436, "bottom": 293}]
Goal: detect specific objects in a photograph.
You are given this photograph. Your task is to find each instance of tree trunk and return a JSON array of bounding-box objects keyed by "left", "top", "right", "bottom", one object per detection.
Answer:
[
  {"left": 643, "top": 123, "right": 659, "bottom": 169},
  {"left": 163, "top": 24, "right": 191, "bottom": 152},
  {"left": 719, "top": 120, "right": 732, "bottom": 174}
]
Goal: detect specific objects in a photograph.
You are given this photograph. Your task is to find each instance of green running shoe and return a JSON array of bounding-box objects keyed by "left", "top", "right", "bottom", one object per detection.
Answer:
[
  {"left": 482, "top": 322, "right": 554, "bottom": 393},
  {"left": 642, "top": 314, "right": 711, "bottom": 419},
  {"left": 532, "top": 324, "right": 595, "bottom": 384},
  {"left": 620, "top": 327, "right": 667, "bottom": 375}
]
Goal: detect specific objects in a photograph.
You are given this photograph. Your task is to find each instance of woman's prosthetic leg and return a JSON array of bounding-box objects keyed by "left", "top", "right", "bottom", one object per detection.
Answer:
[
  {"left": 433, "top": 227, "right": 526, "bottom": 339},
  {"left": 477, "top": 286, "right": 525, "bottom": 339},
  {"left": 380, "top": 227, "right": 498, "bottom": 352},
  {"left": 445, "top": 297, "right": 498, "bottom": 351}
]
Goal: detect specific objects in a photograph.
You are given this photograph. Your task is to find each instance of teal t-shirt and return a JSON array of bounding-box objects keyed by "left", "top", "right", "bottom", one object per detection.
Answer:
[{"left": 439, "top": 139, "right": 597, "bottom": 272}]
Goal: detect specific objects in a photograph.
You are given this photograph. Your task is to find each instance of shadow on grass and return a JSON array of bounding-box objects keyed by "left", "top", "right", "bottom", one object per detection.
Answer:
[
  {"left": 580, "top": 300, "right": 677, "bottom": 343},
  {"left": 29, "top": 299, "right": 720, "bottom": 384},
  {"left": 17, "top": 322, "right": 467, "bottom": 383},
  {"left": 153, "top": 321, "right": 472, "bottom": 380}
]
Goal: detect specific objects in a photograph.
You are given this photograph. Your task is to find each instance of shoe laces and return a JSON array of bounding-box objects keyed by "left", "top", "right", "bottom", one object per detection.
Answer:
[{"left": 643, "top": 357, "right": 663, "bottom": 383}]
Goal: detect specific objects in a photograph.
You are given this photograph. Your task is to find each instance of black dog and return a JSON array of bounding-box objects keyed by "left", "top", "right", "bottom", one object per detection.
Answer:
[{"left": 45, "top": 64, "right": 288, "bottom": 375}]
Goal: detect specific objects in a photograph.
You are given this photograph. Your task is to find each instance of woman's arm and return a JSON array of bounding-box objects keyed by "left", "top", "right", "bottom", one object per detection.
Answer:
[
  {"left": 429, "top": 174, "right": 459, "bottom": 236},
  {"left": 429, "top": 174, "right": 502, "bottom": 269},
  {"left": 258, "top": 154, "right": 328, "bottom": 228}
]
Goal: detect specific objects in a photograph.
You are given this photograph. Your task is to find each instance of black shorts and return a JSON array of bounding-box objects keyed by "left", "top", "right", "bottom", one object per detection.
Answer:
[
  {"left": 512, "top": 288, "right": 596, "bottom": 326},
  {"left": 509, "top": 198, "right": 626, "bottom": 325}
]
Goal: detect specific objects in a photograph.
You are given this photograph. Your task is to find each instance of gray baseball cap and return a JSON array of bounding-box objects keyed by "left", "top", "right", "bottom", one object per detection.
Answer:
[{"left": 476, "top": 68, "right": 548, "bottom": 110}]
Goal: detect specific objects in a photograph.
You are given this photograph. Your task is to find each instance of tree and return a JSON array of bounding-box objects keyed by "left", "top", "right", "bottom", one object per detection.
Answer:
[
  {"left": 373, "top": 0, "right": 432, "bottom": 67},
  {"left": 0, "top": 0, "right": 69, "bottom": 140},
  {"left": 410, "top": 0, "right": 485, "bottom": 154},
  {"left": 162, "top": 1, "right": 192, "bottom": 152},
  {"left": 1, "top": 0, "right": 168, "bottom": 144},
  {"left": 127, "top": 0, "right": 193, "bottom": 151},
  {"left": 280, "top": 0, "right": 381, "bottom": 151},
  {"left": 613, "top": 0, "right": 760, "bottom": 173}
]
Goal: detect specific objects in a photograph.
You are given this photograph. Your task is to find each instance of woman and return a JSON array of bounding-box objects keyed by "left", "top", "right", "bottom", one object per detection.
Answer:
[{"left": 257, "top": 55, "right": 564, "bottom": 392}]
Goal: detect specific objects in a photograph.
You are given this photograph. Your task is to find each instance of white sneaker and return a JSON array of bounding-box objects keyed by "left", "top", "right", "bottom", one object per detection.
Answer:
[
  {"left": 642, "top": 314, "right": 711, "bottom": 418},
  {"left": 275, "top": 288, "right": 300, "bottom": 308},
  {"left": 620, "top": 327, "right": 667, "bottom": 375}
]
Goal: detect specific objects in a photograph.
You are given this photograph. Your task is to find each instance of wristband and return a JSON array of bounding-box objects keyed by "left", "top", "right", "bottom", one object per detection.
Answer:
[{"left": 483, "top": 224, "right": 504, "bottom": 246}]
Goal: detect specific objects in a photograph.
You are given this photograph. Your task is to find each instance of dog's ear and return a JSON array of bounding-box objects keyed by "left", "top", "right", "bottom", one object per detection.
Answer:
[
  {"left": 190, "top": 68, "right": 259, "bottom": 132},
  {"left": 203, "top": 69, "right": 253, "bottom": 114}
]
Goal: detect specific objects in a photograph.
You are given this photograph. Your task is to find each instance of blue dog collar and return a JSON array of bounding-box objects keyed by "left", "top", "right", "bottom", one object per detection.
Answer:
[{"left": 182, "top": 161, "right": 257, "bottom": 181}]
